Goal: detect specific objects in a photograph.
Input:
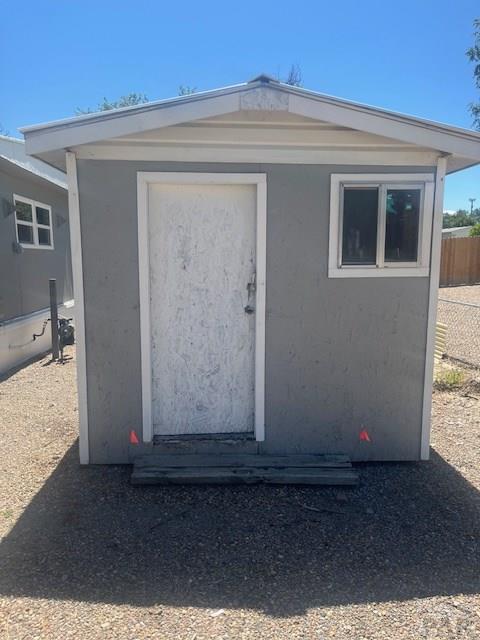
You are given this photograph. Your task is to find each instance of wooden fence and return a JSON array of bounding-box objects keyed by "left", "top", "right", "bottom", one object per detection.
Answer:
[{"left": 440, "top": 237, "right": 480, "bottom": 287}]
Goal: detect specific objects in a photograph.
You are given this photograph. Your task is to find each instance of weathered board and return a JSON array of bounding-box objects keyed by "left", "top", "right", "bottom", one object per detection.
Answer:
[
  {"left": 134, "top": 453, "right": 352, "bottom": 468},
  {"left": 131, "top": 453, "right": 358, "bottom": 486}
]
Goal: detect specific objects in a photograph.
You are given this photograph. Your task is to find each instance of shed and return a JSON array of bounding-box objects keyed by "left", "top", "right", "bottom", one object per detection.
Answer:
[{"left": 22, "top": 76, "right": 480, "bottom": 470}]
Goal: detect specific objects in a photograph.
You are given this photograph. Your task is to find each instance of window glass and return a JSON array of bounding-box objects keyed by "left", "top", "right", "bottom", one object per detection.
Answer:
[
  {"left": 342, "top": 187, "right": 378, "bottom": 265},
  {"left": 14, "top": 197, "right": 53, "bottom": 247},
  {"left": 36, "top": 206, "right": 50, "bottom": 226},
  {"left": 16, "top": 201, "right": 33, "bottom": 222},
  {"left": 17, "top": 224, "right": 34, "bottom": 244},
  {"left": 385, "top": 189, "right": 421, "bottom": 262},
  {"left": 38, "top": 228, "right": 51, "bottom": 246}
]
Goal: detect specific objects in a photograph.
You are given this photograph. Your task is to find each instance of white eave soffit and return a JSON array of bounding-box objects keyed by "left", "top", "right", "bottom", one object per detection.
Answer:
[{"left": 21, "top": 80, "right": 480, "bottom": 169}]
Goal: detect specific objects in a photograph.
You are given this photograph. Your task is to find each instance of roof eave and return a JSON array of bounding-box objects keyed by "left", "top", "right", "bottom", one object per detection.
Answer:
[
  {"left": 21, "top": 79, "right": 480, "bottom": 168},
  {"left": 0, "top": 155, "right": 67, "bottom": 189},
  {"left": 19, "top": 80, "right": 252, "bottom": 135}
]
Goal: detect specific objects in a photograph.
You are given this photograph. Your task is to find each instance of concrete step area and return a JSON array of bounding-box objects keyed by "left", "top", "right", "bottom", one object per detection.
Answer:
[{"left": 131, "top": 453, "right": 359, "bottom": 486}]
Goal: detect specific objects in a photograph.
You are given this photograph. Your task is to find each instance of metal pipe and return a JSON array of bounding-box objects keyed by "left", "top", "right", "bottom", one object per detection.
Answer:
[{"left": 49, "top": 279, "right": 59, "bottom": 360}]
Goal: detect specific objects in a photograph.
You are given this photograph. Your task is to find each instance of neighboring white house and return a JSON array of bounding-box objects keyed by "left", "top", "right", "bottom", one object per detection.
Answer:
[{"left": 0, "top": 136, "right": 73, "bottom": 374}]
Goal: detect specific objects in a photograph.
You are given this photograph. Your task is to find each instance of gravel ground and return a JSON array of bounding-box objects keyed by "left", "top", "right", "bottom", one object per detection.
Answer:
[
  {"left": 1, "top": 347, "right": 480, "bottom": 639},
  {"left": 439, "top": 285, "right": 480, "bottom": 305}
]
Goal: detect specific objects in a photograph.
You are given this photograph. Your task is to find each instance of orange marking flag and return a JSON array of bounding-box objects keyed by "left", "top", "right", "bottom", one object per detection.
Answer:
[
  {"left": 359, "top": 429, "right": 371, "bottom": 443},
  {"left": 129, "top": 429, "right": 140, "bottom": 445}
]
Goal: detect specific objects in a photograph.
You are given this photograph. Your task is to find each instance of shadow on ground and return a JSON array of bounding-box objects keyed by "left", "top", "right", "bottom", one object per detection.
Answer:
[
  {"left": 0, "top": 352, "right": 50, "bottom": 383},
  {"left": 1, "top": 443, "right": 479, "bottom": 616}
]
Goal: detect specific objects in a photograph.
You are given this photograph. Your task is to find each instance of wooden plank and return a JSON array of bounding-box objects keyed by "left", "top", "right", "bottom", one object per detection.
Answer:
[
  {"left": 133, "top": 453, "right": 352, "bottom": 469},
  {"left": 134, "top": 466, "right": 356, "bottom": 477},
  {"left": 131, "top": 466, "right": 359, "bottom": 486},
  {"left": 262, "top": 473, "right": 358, "bottom": 486},
  {"left": 132, "top": 477, "right": 358, "bottom": 486}
]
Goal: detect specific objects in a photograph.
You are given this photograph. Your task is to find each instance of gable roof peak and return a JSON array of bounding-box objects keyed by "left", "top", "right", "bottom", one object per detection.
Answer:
[
  {"left": 20, "top": 77, "right": 480, "bottom": 175},
  {"left": 248, "top": 74, "right": 279, "bottom": 85}
]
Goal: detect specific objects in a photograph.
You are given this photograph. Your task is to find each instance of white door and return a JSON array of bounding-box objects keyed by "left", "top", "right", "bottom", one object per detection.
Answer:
[{"left": 147, "top": 181, "right": 260, "bottom": 436}]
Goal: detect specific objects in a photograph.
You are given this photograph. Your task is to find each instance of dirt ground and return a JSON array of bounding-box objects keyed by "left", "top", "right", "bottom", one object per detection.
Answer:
[{"left": 0, "top": 347, "right": 479, "bottom": 639}]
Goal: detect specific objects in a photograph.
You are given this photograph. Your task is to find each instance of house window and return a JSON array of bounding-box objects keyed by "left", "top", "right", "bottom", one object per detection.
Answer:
[
  {"left": 329, "top": 174, "right": 435, "bottom": 278},
  {"left": 14, "top": 195, "right": 54, "bottom": 249}
]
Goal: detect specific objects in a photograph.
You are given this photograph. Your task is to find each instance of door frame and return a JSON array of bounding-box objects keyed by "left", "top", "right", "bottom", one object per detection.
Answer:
[{"left": 137, "top": 172, "right": 267, "bottom": 443}]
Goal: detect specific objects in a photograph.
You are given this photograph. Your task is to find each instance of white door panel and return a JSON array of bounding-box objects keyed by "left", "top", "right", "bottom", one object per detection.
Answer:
[{"left": 148, "top": 183, "right": 256, "bottom": 435}]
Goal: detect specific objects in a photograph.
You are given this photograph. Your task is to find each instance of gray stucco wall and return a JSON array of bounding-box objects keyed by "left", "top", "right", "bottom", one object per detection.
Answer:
[
  {"left": 77, "top": 160, "right": 434, "bottom": 463},
  {"left": 0, "top": 161, "right": 72, "bottom": 322}
]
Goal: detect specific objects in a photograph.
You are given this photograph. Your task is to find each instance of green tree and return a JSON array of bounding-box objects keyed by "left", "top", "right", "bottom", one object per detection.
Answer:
[
  {"left": 75, "top": 66, "right": 304, "bottom": 116},
  {"left": 443, "top": 210, "right": 471, "bottom": 228},
  {"left": 466, "top": 18, "right": 480, "bottom": 130},
  {"left": 443, "top": 208, "right": 480, "bottom": 229},
  {"left": 76, "top": 93, "right": 149, "bottom": 115},
  {"left": 76, "top": 86, "right": 199, "bottom": 114},
  {"left": 469, "top": 223, "right": 480, "bottom": 236},
  {"left": 178, "top": 85, "right": 197, "bottom": 96}
]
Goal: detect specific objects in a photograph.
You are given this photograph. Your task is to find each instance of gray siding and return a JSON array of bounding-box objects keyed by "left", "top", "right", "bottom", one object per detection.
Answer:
[
  {"left": 0, "top": 161, "right": 72, "bottom": 322},
  {"left": 77, "top": 160, "right": 433, "bottom": 463}
]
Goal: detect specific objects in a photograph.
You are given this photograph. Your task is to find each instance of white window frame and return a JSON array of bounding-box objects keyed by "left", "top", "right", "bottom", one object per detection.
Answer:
[
  {"left": 14, "top": 194, "right": 54, "bottom": 250},
  {"left": 328, "top": 173, "right": 435, "bottom": 278}
]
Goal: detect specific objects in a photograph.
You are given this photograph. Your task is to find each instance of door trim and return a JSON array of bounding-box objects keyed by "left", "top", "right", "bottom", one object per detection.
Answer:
[{"left": 137, "top": 172, "right": 267, "bottom": 443}]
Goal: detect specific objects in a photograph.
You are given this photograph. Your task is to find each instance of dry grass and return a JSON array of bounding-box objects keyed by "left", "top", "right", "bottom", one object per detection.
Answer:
[
  {"left": 0, "top": 347, "right": 479, "bottom": 639},
  {"left": 434, "top": 364, "right": 465, "bottom": 391}
]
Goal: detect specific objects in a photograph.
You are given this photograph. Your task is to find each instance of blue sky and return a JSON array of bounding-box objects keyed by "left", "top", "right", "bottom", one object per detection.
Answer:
[{"left": 1, "top": 0, "right": 478, "bottom": 211}]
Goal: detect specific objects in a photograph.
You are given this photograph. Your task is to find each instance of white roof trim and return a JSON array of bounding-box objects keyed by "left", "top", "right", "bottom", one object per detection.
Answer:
[
  {"left": 20, "top": 78, "right": 480, "bottom": 168},
  {"left": 0, "top": 135, "right": 67, "bottom": 188}
]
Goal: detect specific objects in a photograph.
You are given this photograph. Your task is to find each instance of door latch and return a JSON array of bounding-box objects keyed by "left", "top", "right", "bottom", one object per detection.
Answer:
[{"left": 244, "top": 305, "right": 255, "bottom": 314}]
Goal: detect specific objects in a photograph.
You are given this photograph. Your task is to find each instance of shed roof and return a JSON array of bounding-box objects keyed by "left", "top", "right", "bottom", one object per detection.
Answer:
[{"left": 20, "top": 76, "right": 480, "bottom": 174}]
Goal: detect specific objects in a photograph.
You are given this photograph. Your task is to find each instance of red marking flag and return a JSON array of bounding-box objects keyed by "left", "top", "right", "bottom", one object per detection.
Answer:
[
  {"left": 129, "top": 429, "right": 139, "bottom": 445},
  {"left": 359, "top": 429, "right": 371, "bottom": 443}
]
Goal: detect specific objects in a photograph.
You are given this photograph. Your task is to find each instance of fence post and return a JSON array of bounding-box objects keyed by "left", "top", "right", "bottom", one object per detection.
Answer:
[{"left": 49, "top": 278, "right": 59, "bottom": 360}]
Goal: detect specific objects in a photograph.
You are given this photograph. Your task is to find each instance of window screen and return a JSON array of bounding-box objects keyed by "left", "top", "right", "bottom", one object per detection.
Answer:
[
  {"left": 17, "top": 224, "right": 34, "bottom": 244},
  {"left": 16, "top": 201, "right": 33, "bottom": 222},
  {"left": 36, "top": 206, "right": 50, "bottom": 226},
  {"left": 38, "top": 228, "right": 51, "bottom": 246},
  {"left": 342, "top": 187, "right": 379, "bottom": 265}
]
